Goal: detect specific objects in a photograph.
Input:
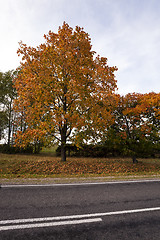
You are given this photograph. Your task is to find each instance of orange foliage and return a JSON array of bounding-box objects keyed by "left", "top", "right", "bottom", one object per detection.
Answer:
[
  {"left": 13, "top": 22, "right": 118, "bottom": 160},
  {"left": 114, "top": 92, "right": 160, "bottom": 141}
]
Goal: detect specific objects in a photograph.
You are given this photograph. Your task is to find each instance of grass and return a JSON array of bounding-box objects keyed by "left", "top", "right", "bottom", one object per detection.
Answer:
[
  {"left": 40, "top": 146, "right": 58, "bottom": 157},
  {"left": 0, "top": 153, "right": 160, "bottom": 180}
]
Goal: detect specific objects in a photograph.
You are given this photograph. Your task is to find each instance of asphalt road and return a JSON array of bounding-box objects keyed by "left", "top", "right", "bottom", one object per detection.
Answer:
[{"left": 0, "top": 180, "right": 160, "bottom": 239}]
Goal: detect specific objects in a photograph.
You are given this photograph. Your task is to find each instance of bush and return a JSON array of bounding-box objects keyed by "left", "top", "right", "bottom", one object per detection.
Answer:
[
  {"left": 56, "top": 141, "right": 160, "bottom": 158},
  {"left": 56, "top": 144, "right": 117, "bottom": 158},
  {"left": 0, "top": 144, "right": 34, "bottom": 154}
]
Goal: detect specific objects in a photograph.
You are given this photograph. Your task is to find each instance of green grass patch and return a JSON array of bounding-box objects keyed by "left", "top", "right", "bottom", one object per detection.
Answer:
[
  {"left": 40, "top": 146, "right": 57, "bottom": 157},
  {"left": 0, "top": 153, "right": 160, "bottom": 179}
]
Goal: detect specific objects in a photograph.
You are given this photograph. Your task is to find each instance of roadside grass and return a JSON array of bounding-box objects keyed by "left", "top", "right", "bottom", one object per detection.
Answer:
[{"left": 0, "top": 153, "right": 160, "bottom": 179}]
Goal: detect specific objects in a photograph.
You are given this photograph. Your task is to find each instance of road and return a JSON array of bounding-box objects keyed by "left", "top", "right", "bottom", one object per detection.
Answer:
[{"left": 0, "top": 180, "right": 160, "bottom": 239}]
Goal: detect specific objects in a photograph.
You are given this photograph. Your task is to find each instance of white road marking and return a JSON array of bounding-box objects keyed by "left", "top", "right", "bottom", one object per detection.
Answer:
[
  {"left": 0, "top": 207, "right": 160, "bottom": 226},
  {"left": 1, "top": 179, "right": 160, "bottom": 188},
  {"left": 0, "top": 218, "right": 102, "bottom": 231}
]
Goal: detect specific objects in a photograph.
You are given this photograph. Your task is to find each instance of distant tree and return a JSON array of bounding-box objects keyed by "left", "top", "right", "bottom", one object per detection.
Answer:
[
  {"left": 0, "top": 70, "right": 17, "bottom": 145},
  {"left": 138, "top": 92, "right": 160, "bottom": 155},
  {"left": 0, "top": 111, "right": 8, "bottom": 140},
  {"left": 105, "top": 92, "right": 160, "bottom": 161},
  {"left": 14, "top": 22, "right": 118, "bottom": 161}
]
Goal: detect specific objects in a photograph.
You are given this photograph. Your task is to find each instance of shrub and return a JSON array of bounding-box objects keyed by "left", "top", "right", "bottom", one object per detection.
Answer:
[{"left": 0, "top": 144, "right": 34, "bottom": 154}]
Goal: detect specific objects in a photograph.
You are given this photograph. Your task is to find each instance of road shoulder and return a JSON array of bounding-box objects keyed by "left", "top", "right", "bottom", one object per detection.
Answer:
[{"left": 1, "top": 175, "right": 160, "bottom": 185}]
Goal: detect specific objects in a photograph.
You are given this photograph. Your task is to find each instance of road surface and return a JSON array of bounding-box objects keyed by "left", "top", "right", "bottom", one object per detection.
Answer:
[{"left": 0, "top": 180, "right": 160, "bottom": 239}]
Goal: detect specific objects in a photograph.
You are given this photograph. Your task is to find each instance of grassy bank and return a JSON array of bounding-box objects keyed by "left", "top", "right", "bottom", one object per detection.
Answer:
[{"left": 0, "top": 153, "right": 160, "bottom": 179}]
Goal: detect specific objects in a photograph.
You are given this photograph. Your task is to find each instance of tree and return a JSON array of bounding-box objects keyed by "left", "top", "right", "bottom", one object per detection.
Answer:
[
  {"left": 14, "top": 22, "right": 118, "bottom": 161},
  {"left": 137, "top": 92, "right": 160, "bottom": 155},
  {"left": 105, "top": 92, "right": 160, "bottom": 161},
  {"left": 103, "top": 93, "right": 142, "bottom": 160},
  {"left": 0, "top": 71, "right": 8, "bottom": 140},
  {"left": 0, "top": 70, "right": 17, "bottom": 145}
]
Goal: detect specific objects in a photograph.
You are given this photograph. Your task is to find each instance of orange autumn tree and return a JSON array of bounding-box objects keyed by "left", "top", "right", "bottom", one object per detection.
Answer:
[
  {"left": 105, "top": 93, "right": 143, "bottom": 160},
  {"left": 138, "top": 92, "right": 160, "bottom": 146},
  {"left": 14, "top": 22, "right": 117, "bottom": 161},
  {"left": 105, "top": 92, "right": 160, "bottom": 160}
]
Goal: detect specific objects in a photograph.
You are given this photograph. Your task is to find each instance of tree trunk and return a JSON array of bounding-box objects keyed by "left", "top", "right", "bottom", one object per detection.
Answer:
[
  {"left": 7, "top": 125, "right": 11, "bottom": 146},
  {"left": 7, "top": 116, "right": 11, "bottom": 146},
  {"left": 61, "top": 127, "right": 67, "bottom": 161},
  {"left": 132, "top": 155, "right": 138, "bottom": 164},
  {"left": 7, "top": 101, "right": 12, "bottom": 146},
  {"left": 60, "top": 83, "right": 68, "bottom": 162},
  {"left": 61, "top": 141, "right": 66, "bottom": 162}
]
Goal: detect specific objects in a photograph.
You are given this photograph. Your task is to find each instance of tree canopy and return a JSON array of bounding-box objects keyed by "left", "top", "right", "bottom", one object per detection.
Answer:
[
  {"left": 14, "top": 22, "right": 118, "bottom": 161},
  {"left": 104, "top": 92, "right": 160, "bottom": 160}
]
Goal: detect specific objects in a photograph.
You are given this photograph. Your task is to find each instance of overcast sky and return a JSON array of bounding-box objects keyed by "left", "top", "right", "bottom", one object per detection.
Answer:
[{"left": 0, "top": 0, "right": 160, "bottom": 95}]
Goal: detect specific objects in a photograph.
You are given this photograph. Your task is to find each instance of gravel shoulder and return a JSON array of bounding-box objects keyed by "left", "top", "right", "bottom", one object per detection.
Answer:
[{"left": 1, "top": 175, "right": 160, "bottom": 185}]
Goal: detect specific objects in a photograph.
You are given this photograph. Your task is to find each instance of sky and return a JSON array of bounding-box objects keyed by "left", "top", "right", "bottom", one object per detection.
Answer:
[{"left": 0, "top": 0, "right": 160, "bottom": 95}]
